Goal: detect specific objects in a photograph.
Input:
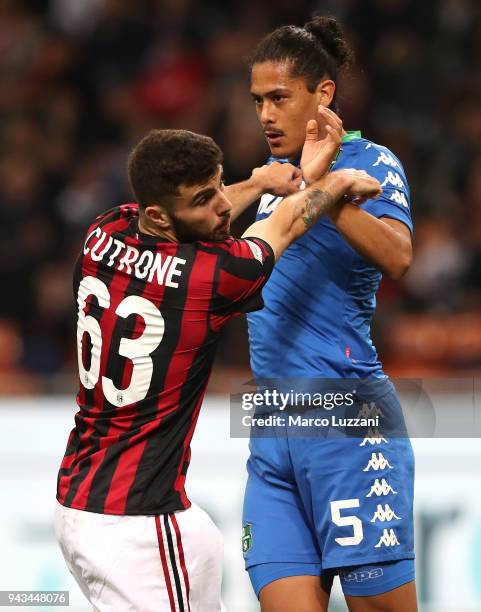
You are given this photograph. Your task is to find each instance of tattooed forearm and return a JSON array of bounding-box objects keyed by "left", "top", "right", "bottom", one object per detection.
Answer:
[{"left": 301, "top": 189, "right": 335, "bottom": 229}]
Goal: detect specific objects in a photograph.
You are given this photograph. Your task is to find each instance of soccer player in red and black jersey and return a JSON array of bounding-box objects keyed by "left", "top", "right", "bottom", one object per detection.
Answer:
[{"left": 55, "top": 126, "right": 381, "bottom": 612}]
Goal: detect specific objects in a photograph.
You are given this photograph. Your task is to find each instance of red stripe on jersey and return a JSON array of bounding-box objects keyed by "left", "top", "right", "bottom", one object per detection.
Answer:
[
  {"left": 217, "top": 267, "right": 265, "bottom": 301},
  {"left": 171, "top": 513, "right": 191, "bottom": 611},
  {"left": 101, "top": 239, "right": 173, "bottom": 512},
  {"left": 168, "top": 251, "right": 218, "bottom": 506},
  {"left": 59, "top": 214, "right": 132, "bottom": 508},
  {"left": 71, "top": 269, "right": 132, "bottom": 509},
  {"left": 69, "top": 447, "right": 108, "bottom": 509},
  {"left": 103, "top": 438, "right": 148, "bottom": 514},
  {"left": 155, "top": 515, "right": 176, "bottom": 612},
  {"left": 72, "top": 213, "right": 131, "bottom": 415},
  {"left": 175, "top": 397, "right": 201, "bottom": 508},
  {"left": 199, "top": 236, "right": 270, "bottom": 259},
  {"left": 198, "top": 238, "right": 236, "bottom": 253}
]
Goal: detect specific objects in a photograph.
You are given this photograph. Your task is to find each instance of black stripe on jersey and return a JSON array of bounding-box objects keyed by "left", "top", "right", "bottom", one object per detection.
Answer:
[
  {"left": 59, "top": 213, "right": 125, "bottom": 488},
  {"left": 165, "top": 515, "right": 185, "bottom": 612},
  {"left": 62, "top": 223, "right": 125, "bottom": 508},
  {"left": 198, "top": 240, "right": 274, "bottom": 282},
  {"left": 85, "top": 243, "right": 194, "bottom": 513},
  {"left": 135, "top": 317, "right": 218, "bottom": 514},
  {"left": 196, "top": 237, "right": 273, "bottom": 259},
  {"left": 92, "top": 205, "right": 130, "bottom": 228},
  {"left": 166, "top": 257, "right": 222, "bottom": 486},
  {"left": 124, "top": 243, "right": 196, "bottom": 513},
  {"left": 84, "top": 244, "right": 157, "bottom": 510}
]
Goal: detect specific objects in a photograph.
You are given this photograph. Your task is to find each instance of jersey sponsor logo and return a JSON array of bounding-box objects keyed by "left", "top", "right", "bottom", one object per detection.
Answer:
[
  {"left": 370, "top": 504, "right": 401, "bottom": 522},
  {"left": 340, "top": 567, "right": 384, "bottom": 582},
  {"left": 373, "top": 151, "right": 400, "bottom": 169},
  {"left": 362, "top": 452, "right": 393, "bottom": 472},
  {"left": 360, "top": 428, "right": 388, "bottom": 446},
  {"left": 374, "top": 528, "right": 400, "bottom": 548},
  {"left": 366, "top": 478, "right": 398, "bottom": 497},
  {"left": 357, "top": 402, "right": 384, "bottom": 420},
  {"left": 381, "top": 171, "right": 405, "bottom": 189},
  {"left": 245, "top": 240, "right": 265, "bottom": 264},
  {"left": 390, "top": 190, "right": 409, "bottom": 208},
  {"left": 242, "top": 523, "right": 253, "bottom": 553},
  {"left": 257, "top": 193, "right": 282, "bottom": 216}
]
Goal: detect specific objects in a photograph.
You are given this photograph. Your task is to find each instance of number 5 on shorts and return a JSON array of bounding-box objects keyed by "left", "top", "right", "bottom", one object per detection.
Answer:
[{"left": 330, "top": 499, "right": 364, "bottom": 546}]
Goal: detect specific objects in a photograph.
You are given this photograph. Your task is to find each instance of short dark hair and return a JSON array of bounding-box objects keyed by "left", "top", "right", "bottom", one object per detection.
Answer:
[
  {"left": 249, "top": 16, "right": 354, "bottom": 112},
  {"left": 128, "top": 129, "right": 223, "bottom": 209}
]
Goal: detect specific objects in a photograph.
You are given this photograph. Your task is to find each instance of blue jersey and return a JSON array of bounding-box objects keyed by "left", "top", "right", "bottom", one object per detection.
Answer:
[{"left": 247, "top": 131, "right": 412, "bottom": 379}]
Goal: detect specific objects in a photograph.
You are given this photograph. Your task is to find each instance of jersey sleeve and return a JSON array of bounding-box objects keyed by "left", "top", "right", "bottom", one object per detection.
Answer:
[
  {"left": 211, "top": 237, "right": 275, "bottom": 323},
  {"left": 359, "top": 145, "right": 413, "bottom": 234}
]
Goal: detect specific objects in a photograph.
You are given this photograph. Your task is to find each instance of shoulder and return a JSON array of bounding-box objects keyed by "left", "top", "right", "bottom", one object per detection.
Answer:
[
  {"left": 86, "top": 203, "right": 139, "bottom": 233},
  {"left": 350, "top": 138, "right": 407, "bottom": 178},
  {"left": 95, "top": 203, "right": 139, "bottom": 225},
  {"left": 196, "top": 237, "right": 272, "bottom": 263}
]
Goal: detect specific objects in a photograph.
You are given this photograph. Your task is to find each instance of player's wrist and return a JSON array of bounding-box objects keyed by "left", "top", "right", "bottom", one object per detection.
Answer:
[
  {"left": 249, "top": 166, "right": 270, "bottom": 195},
  {"left": 317, "top": 171, "right": 352, "bottom": 202}
]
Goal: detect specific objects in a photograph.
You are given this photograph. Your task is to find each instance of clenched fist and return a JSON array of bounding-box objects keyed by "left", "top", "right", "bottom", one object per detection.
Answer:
[{"left": 251, "top": 161, "right": 302, "bottom": 197}]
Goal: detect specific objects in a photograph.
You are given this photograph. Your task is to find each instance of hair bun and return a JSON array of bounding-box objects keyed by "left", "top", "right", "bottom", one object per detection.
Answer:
[{"left": 304, "top": 16, "right": 354, "bottom": 71}]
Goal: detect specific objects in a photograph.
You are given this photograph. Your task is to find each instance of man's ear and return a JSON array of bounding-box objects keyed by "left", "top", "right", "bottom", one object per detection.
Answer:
[
  {"left": 316, "top": 78, "right": 336, "bottom": 108},
  {"left": 144, "top": 204, "right": 172, "bottom": 230}
]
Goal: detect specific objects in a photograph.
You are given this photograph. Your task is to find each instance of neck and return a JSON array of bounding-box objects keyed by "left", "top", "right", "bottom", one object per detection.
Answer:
[{"left": 138, "top": 214, "right": 177, "bottom": 242}]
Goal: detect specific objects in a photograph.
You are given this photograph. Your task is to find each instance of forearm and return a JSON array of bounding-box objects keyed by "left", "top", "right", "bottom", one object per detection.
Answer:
[
  {"left": 225, "top": 178, "right": 264, "bottom": 221},
  {"left": 288, "top": 173, "right": 350, "bottom": 237},
  {"left": 226, "top": 162, "right": 302, "bottom": 221},
  {"left": 328, "top": 203, "right": 412, "bottom": 279},
  {"left": 243, "top": 173, "right": 349, "bottom": 260}
]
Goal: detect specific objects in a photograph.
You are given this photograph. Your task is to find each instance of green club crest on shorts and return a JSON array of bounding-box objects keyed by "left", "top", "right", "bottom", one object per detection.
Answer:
[{"left": 242, "top": 523, "right": 253, "bottom": 553}]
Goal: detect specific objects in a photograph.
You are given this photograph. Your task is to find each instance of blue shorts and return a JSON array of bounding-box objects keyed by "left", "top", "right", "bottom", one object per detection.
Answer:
[
  {"left": 242, "top": 379, "right": 415, "bottom": 598},
  {"left": 248, "top": 559, "right": 415, "bottom": 598}
]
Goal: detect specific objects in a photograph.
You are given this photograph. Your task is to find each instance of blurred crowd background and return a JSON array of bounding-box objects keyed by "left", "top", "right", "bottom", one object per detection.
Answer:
[{"left": 1, "top": 0, "right": 481, "bottom": 394}]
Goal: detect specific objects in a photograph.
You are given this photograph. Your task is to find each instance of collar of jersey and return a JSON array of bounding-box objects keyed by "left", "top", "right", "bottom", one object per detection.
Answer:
[{"left": 267, "top": 130, "right": 362, "bottom": 167}]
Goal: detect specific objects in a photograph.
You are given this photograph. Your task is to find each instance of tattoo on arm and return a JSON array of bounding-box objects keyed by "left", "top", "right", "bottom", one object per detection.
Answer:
[{"left": 302, "top": 189, "right": 335, "bottom": 229}]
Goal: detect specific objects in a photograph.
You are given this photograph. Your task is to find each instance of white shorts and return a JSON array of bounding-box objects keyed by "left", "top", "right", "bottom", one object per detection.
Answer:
[{"left": 54, "top": 501, "right": 226, "bottom": 612}]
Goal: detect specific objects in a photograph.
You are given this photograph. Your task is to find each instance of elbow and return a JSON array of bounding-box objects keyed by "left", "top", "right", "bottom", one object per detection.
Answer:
[{"left": 385, "top": 252, "right": 412, "bottom": 281}]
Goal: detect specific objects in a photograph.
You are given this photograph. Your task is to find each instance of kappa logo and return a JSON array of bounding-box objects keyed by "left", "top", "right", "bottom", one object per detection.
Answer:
[
  {"left": 375, "top": 528, "right": 400, "bottom": 548},
  {"left": 390, "top": 190, "right": 409, "bottom": 208},
  {"left": 366, "top": 478, "right": 398, "bottom": 497},
  {"left": 372, "top": 151, "right": 400, "bottom": 169},
  {"left": 371, "top": 504, "right": 401, "bottom": 522},
  {"left": 257, "top": 193, "right": 282, "bottom": 216},
  {"left": 242, "top": 524, "right": 253, "bottom": 553},
  {"left": 363, "top": 452, "right": 393, "bottom": 472},
  {"left": 357, "top": 402, "right": 384, "bottom": 420},
  {"left": 341, "top": 567, "right": 384, "bottom": 582},
  {"left": 381, "top": 172, "right": 405, "bottom": 189},
  {"left": 360, "top": 428, "right": 388, "bottom": 446}
]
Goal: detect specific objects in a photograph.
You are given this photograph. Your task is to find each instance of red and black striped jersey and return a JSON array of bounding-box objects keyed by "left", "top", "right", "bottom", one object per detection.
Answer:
[{"left": 57, "top": 204, "right": 274, "bottom": 515}]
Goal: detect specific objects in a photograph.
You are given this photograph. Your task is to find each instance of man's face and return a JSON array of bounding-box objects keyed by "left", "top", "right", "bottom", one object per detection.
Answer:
[
  {"left": 251, "top": 61, "right": 322, "bottom": 161},
  {"left": 169, "top": 165, "right": 232, "bottom": 242}
]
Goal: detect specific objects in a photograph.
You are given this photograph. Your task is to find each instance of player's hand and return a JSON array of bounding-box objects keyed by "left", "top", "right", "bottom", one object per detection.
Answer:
[
  {"left": 300, "top": 106, "right": 343, "bottom": 185},
  {"left": 334, "top": 169, "right": 382, "bottom": 204},
  {"left": 251, "top": 162, "right": 302, "bottom": 196}
]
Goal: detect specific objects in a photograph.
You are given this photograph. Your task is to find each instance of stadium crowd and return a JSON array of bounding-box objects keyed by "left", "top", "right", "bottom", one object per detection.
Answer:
[{"left": 1, "top": 0, "right": 481, "bottom": 393}]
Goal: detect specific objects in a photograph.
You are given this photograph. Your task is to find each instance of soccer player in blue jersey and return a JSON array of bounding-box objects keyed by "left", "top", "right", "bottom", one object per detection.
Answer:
[{"left": 234, "top": 16, "right": 417, "bottom": 612}]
